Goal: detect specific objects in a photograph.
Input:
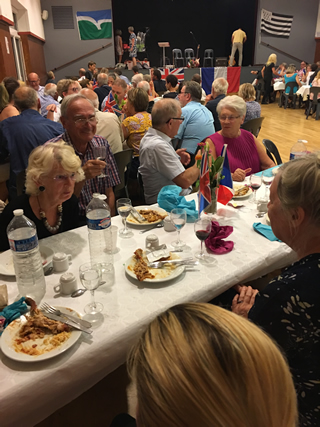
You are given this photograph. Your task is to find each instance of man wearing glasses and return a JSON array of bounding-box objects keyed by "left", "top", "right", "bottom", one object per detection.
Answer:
[
  {"left": 27, "top": 72, "right": 44, "bottom": 97},
  {"left": 176, "top": 81, "right": 214, "bottom": 161},
  {"left": 48, "top": 94, "right": 120, "bottom": 220},
  {"left": 139, "top": 98, "right": 200, "bottom": 204}
]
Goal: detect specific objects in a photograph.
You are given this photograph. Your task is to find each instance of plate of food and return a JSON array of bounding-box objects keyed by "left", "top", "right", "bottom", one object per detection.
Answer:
[
  {"left": 125, "top": 249, "right": 184, "bottom": 283},
  {"left": 126, "top": 206, "right": 167, "bottom": 226},
  {"left": 0, "top": 306, "right": 82, "bottom": 362},
  {"left": 0, "top": 244, "right": 54, "bottom": 276},
  {"left": 232, "top": 185, "right": 252, "bottom": 199}
]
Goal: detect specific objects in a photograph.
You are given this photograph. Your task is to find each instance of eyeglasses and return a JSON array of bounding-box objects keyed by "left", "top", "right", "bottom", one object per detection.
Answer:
[
  {"left": 74, "top": 116, "right": 97, "bottom": 126},
  {"left": 219, "top": 115, "right": 240, "bottom": 121},
  {"left": 71, "top": 87, "right": 80, "bottom": 92},
  {"left": 53, "top": 173, "right": 77, "bottom": 182},
  {"left": 166, "top": 116, "right": 185, "bottom": 124},
  {"left": 179, "top": 91, "right": 189, "bottom": 96}
]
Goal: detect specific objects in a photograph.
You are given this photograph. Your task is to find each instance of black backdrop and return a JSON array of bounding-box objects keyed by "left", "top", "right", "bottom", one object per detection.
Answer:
[{"left": 112, "top": 0, "right": 258, "bottom": 67}]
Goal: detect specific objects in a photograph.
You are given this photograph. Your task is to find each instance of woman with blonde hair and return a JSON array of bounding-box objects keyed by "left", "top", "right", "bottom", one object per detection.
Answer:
[
  {"left": 283, "top": 64, "right": 301, "bottom": 99},
  {"left": 0, "top": 141, "right": 84, "bottom": 251},
  {"left": 238, "top": 83, "right": 261, "bottom": 123},
  {"left": 115, "top": 303, "right": 297, "bottom": 427},
  {"left": 261, "top": 53, "right": 277, "bottom": 104}
]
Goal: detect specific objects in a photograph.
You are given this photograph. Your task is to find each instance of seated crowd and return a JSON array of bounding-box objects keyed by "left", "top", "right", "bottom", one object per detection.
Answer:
[{"left": 0, "top": 59, "right": 319, "bottom": 425}]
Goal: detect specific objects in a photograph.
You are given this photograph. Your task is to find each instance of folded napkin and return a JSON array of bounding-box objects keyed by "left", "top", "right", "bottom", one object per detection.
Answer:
[
  {"left": 253, "top": 223, "right": 281, "bottom": 242},
  {"left": 205, "top": 221, "right": 234, "bottom": 254},
  {"left": 157, "top": 185, "right": 198, "bottom": 223},
  {"left": 0, "top": 297, "right": 28, "bottom": 335}
]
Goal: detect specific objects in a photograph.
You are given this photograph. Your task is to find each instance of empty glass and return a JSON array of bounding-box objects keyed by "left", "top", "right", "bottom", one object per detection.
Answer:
[
  {"left": 262, "top": 172, "right": 274, "bottom": 200},
  {"left": 79, "top": 262, "right": 103, "bottom": 315},
  {"left": 170, "top": 208, "right": 187, "bottom": 248}
]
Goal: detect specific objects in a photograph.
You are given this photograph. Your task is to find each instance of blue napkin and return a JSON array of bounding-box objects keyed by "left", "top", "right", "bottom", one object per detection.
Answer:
[
  {"left": 253, "top": 223, "right": 281, "bottom": 242},
  {"left": 0, "top": 297, "right": 28, "bottom": 335},
  {"left": 255, "top": 165, "right": 282, "bottom": 177},
  {"left": 157, "top": 185, "right": 198, "bottom": 223}
]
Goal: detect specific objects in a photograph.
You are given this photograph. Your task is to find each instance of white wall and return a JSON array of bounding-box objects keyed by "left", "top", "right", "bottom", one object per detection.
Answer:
[
  {"left": 17, "top": 0, "right": 45, "bottom": 39},
  {"left": 0, "top": 0, "right": 14, "bottom": 21}
]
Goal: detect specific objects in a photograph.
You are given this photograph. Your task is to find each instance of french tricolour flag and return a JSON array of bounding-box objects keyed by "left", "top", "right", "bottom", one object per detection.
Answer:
[
  {"left": 217, "top": 145, "right": 234, "bottom": 205},
  {"left": 201, "top": 67, "right": 241, "bottom": 95},
  {"left": 198, "top": 150, "right": 211, "bottom": 215}
]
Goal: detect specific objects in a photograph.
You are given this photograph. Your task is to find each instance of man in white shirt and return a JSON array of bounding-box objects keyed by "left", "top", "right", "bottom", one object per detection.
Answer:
[
  {"left": 27, "top": 72, "right": 44, "bottom": 97},
  {"left": 139, "top": 98, "right": 200, "bottom": 204}
]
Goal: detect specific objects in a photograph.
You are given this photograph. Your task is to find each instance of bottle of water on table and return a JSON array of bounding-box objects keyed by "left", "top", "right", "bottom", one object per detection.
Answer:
[
  {"left": 7, "top": 209, "right": 46, "bottom": 304},
  {"left": 86, "top": 193, "right": 114, "bottom": 284},
  {"left": 289, "top": 140, "right": 308, "bottom": 160}
]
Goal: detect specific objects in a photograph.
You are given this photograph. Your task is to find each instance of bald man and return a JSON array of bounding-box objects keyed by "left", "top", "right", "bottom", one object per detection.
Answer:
[
  {"left": 39, "top": 83, "right": 59, "bottom": 118},
  {"left": 80, "top": 88, "right": 123, "bottom": 154},
  {"left": 27, "top": 72, "right": 44, "bottom": 97}
]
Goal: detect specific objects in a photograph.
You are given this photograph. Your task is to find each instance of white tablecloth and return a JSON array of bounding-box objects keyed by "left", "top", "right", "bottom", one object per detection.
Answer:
[
  {"left": 297, "top": 85, "right": 310, "bottom": 100},
  {"left": 0, "top": 193, "right": 296, "bottom": 426},
  {"left": 273, "top": 80, "right": 285, "bottom": 91}
]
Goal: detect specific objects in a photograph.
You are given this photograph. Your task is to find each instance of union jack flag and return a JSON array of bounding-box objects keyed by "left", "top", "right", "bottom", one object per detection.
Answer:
[
  {"left": 159, "top": 67, "right": 185, "bottom": 81},
  {"left": 102, "top": 92, "right": 123, "bottom": 117},
  {"left": 198, "top": 151, "right": 211, "bottom": 215}
]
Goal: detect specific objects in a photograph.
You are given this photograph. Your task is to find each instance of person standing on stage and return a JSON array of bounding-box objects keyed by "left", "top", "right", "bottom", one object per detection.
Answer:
[
  {"left": 128, "top": 26, "right": 137, "bottom": 67},
  {"left": 229, "top": 28, "right": 247, "bottom": 67}
]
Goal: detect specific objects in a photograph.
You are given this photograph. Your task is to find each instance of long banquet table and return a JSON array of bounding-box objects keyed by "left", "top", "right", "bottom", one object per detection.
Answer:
[{"left": 0, "top": 192, "right": 297, "bottom": 426}]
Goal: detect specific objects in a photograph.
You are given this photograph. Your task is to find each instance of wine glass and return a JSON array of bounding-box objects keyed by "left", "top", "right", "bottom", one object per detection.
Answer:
[
  {"left": 93, "top": 146, "right": 107, "bottom": 178},
  {"left": 170, "top": 208, "right": 187, "bottom": 248},
  {"left": 194, "top": 217, "right": 212, "bottom": 261},
  {"left": 79, "top": 262, "right": 103, "bottom": 315},
  {"left": 250, "top": 174, "right": 262, "bottom": 204},
  {"left": 117, "top": 198, "right": 133, "bottom": 238},
  {"left": 262, "top": 172, "right": 274, "bottom": 200}
]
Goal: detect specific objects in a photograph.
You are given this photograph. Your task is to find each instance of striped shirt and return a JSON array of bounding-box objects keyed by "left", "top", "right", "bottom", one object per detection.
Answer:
[{"left": 48, "top": 131, "right": 120, "bottom": 215}]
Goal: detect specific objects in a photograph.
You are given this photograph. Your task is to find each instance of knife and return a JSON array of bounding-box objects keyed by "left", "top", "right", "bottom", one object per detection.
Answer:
[
  {"left": 139, "top": 222, "right": 164, "bottom": 234},
  {"left": 41, "top": 311, "right": 93, "bottom": 334},
  {"left": 130, "top": 207, "right": 147, "bottom": 223}
]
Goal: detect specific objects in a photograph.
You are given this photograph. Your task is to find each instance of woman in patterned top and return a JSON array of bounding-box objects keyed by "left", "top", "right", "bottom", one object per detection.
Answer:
[
  {"left": 238, "top": 83, "right": 261, "bottom": 123},
  {"left": 122, "top": 88, "right": 151, "bottom": 179},
  {"left": 232, "top": 154, "right": 320, "bottom": 426}
]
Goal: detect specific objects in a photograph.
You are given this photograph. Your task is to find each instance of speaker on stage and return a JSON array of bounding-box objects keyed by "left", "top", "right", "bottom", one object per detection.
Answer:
[{"left": 215, "top": 57, "right": 228, "bottom": 67}]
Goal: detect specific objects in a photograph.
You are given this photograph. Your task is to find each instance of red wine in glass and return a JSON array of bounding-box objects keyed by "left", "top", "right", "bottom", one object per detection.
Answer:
[
  {"left": 196, "top": 230, "right": 210, "bottom": 241},
  {"left": 251, "top": 183, "right": 261, "bottom": 191}
]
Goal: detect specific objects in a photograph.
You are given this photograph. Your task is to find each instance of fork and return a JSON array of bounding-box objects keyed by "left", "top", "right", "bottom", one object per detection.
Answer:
[
  {"left": 148, "top": 260, "right": 198, "bottom": 268},
  {"left": 40, "top": 302, "right": 91, "bottom": 328}
]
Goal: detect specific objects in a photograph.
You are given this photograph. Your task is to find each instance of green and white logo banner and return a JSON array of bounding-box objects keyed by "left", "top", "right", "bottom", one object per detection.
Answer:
[{"left": 76, "top": 9, "right": 112, "bottom": 40}]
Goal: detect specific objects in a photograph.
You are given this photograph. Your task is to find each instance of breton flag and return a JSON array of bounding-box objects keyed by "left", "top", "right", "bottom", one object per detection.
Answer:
[
  {"left": 217, "top": 145, "right": 234, "bottom": 205},
  {"left": 201, "top": 67, "right": 241, "bottom": 95},
  {"left": 261, "top": 9, "right": 293, "bottom": 38},
  {"left": 76, "top": 10, "right": 112, "bottom": 40},
  {"left": 198, "top": 151, "right": 211, "bottom": 215},
  {"left": 159, "top": 67, "right": 185, "bottom": 81}
]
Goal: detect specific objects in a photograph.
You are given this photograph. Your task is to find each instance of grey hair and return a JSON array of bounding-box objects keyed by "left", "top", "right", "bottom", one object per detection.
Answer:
[
  {"left": 152, "top": 98, "right": 180, "bottom": 129},
  {"left": 286, "top": 65, "right": 296, "bottom": 73},
  {"left": 131, "top": 73, "right": 144, "bottom": 87},
  {"left": 60, "top": 94, "right": 95, "bottom": 118},
  {"left": 138, "top": 80, "right": 150, "bottom": 93},
  {"left": 212, "top": 78, "right": 229, "bottom": 96},
  {"left": 143, "top": 74, "right": 151, "bottom": 83},
  {"left": 183, "top": 81, "right": 202, "bottom": 102},
  {"left": 217, "top": 95, "right": 246, "bottom": 118},
  {"left": 44, "top": 83, "right": 57, "bottom": 97},
  {"left": 13, "top": 87, "right": 38, "bottom": 111},
  {"left": 128, "top": 26, "right": 134, "bottom": 32},
  {"left": 277, "top": 153, "right": 320, "bottom": 227},
  {"left": 97, "top": 73, "right": 109, "bottom": 86}
]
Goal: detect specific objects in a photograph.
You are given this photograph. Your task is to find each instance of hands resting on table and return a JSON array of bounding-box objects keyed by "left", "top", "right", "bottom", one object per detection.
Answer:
[{"left": 231, "top": 284, "right": 259, "bottom": 318}]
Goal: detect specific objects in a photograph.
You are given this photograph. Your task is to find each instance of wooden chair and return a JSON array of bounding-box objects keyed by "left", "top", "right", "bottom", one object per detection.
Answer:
[
  {"left": 306, "top": 87, "right": 320, "bottom": 120},
  {"left": 262, "top": 139, "right": 283, "bottom": 165},
  {"left": 113, "top": 149, "right": 133, "bottom": 199},
  {"left": 241, "top": 117, "right": 264, "bottom": 138}
]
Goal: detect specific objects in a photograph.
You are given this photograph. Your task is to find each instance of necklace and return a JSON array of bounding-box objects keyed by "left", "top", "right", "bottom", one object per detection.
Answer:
[{"left": 37, "top": 197, "right": 63, "bottom": 234}]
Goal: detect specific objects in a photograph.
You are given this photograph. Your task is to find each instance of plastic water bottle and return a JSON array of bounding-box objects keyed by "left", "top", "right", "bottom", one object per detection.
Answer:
[
  {"left": 289, "top": 140, "right": 308, "bottom": 160},
  {"left": 7, "top": 209, "right": 46, "bottom": 304},
  {"left": 86, "top": 194, "right": 113, "bottom": 283}
]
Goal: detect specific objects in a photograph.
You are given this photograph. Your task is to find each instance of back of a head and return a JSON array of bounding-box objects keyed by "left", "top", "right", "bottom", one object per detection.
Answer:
[
  {"left": 151, "top": 98, "right": 180, "bottom": 129},
  {"left": 2, "top": 77, "right": 20, "bottom": 102},
  {"left": 44, "top": 83, "right": 57, "bottom": 97},
  {"left": 113, "top": 78, "right": 127, "bottom": 90},
  {"left": 310, "top": 63, "right": 317, "bottom": 72},
  {"left": 183, "top": 81, "right": 202, "bottom": 102},
  {"left": 212, "top": 78, "right": 228, "bottom": 96},
  {"left": 143, "top": 74, "right": 151, "bottom": 83},
  {"left": 80, "top": 79, "right": 90, "bottom": 89},
  {"left": 267, "top": 54, "right": 277, "bottom": 65},
  {"left": 153, "top": 69, "right": 161, "bottom": 81},
  {"left": 127, "top": 87, "right": 149, "bottom": 112},
  {"left": 80, "top": 88, "right": 99, "bottom": 109},
  {"left": 132, "top": 66, "right": 139, "bottom": 74},
  {"left": 137, "top": 80, "right": 150, "bottom": 93},
  {"left": 79, "top": 68, "right": 86, "bottom": 76},
  {"left": 238, "top": 83, "right": 255, "bottom": 102},
  {"left": 114, "top": 68, "right": 122, "bottom": 76},
  {"left": 131, "top": 73, "right": 143, "bottom": 86},
  {"left": 13, "top": 86, "right": 38, "bottom": 111},
  {"left": 47, "top": 71, "right": 54, "bottom": 80},
  {"left": 128, "top": 303, "right": 297, "bottom": 427},
  {"left": 0, "top": 84, "right": 9, "bottom": 110},
  {"left": 97, "top": 73, "right": 108, "bottom": 86},
  {"left": 286, "top": 65, "right": 296, "bottom": 74},
  {"left": 191, "top": 73, "right": 201, "bottom": 84},
  {"left": 166, "top": 74, "right": 178, "bottom": 88}
]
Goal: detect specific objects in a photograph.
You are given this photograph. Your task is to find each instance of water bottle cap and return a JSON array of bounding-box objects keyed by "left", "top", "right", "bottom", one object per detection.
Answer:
[
  {"left": 92, "top": 193, "right": 100, "bottom": 198},
  {"left": 99, "top": 194, "right": 107, "bottom": 200},
  {"left": 297, "top": 139, "right": 308, "bottom": 144},
  {"left": 13, "top": 209, "right": 24, "bottom": 216}
]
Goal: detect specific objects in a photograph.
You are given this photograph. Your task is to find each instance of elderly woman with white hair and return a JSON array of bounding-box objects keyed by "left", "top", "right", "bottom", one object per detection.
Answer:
[
  {"left": 131, "top": 73, "right": 143, "bottom": 88},
  {"left": 0, "top": 141, "right": 84, "bottom": 251},
  {"left": 206, "top": 95, "right": 274, "bottom": 181}
]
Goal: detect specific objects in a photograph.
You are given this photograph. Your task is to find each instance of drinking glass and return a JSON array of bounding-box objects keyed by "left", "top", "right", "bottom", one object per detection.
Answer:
[
  {"left": 93, "top": 146, "right": 107, "bottom": 178},
  {"left": 194, "top": 218, "right": 212, "bottom": 261},
  {"left": 79, "top": 262, "right": 103, "bottom": 314},
  {"left": 117, "top": 198, "right": 133, "bottom": 238},
  {"left": 170, "top": 208, "right": 187, "bottom": 248},
  {"left": 250, "top": 174, "right": 262, "bottom": 204},
  {"left": 262, "top": 172, "right": 274, "bottom": 200}
]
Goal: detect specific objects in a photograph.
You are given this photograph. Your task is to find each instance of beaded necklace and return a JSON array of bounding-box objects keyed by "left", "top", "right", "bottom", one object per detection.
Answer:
[{"left": 37, "top": 197, "right": 63, "bottom": 234}]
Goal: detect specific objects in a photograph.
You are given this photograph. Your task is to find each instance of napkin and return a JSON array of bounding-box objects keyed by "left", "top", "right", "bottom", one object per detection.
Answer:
[
  {"left": 255, "top": 165, "right": 281, "bottom": 177},
  {"left": 205, "top": 221, "right": 234, "bottom": 254},
  {"left": 0, "top": 297, "right": 28, "bottom": 335},
  {"left": 253, "top": 223, "right": 281, "bottom": 242},
  {"left": 157, "top": 185, "right": 198, "bottom": 223}
]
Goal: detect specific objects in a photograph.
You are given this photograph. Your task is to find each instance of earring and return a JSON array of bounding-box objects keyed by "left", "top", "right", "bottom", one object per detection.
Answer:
[{"left": 39, "top": 186, "right": 45, "bottom": 192}]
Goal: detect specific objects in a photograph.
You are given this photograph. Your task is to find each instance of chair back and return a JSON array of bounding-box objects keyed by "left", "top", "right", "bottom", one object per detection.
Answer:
[
  {"left": 203, "top": 49, "right": 214, "bottom": 67},
  {"left": 241, "top": 117, "right": 264, "bottom": 137},
  {"left": 184, "top": 48, "right": 195, "bottom": 61},
  {"left": 310, "top": 87, "right": 320, "bottom": 105},
  {"left": 285, "top": 81, "right": 299, "bottom": 96},
  {"left": 16, "top": 170, "right": 26, "bottom": 196},
  {"left": 204, "top": 49, "right": 213, "bottom": 58},
  {"left": 113, "top": 149, "right": 133, "bottom": 198},
  {"left": 262, "top": 139, "right": 283, "bottom": 165},
  {"left": 172, "top": 49, "right": 183, "bottom": 58},
  {"left": 172, "top": 49, "right": 184, "bottom": 67}
]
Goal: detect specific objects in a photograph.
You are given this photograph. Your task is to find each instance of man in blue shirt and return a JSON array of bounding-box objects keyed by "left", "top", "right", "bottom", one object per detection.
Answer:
[
  {"left": 176, "top": 81, "right": 215, "bottom": 157},
  {"left": 39, "top": 83, "right": 60, "bottom": 118},
  {"left": 0, "top": 87, "right": 64, "bottom": 199}
]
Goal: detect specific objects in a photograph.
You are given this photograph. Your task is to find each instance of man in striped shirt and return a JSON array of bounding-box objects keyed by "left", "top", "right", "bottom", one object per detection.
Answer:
[{"left": 48, "top": 94, "right": 120, "bottom": 220}]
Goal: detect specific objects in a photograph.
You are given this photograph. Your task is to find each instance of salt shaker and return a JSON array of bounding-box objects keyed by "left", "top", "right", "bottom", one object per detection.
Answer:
[{"left": 145, "top": 234, "right": 159, "bottom": 251}]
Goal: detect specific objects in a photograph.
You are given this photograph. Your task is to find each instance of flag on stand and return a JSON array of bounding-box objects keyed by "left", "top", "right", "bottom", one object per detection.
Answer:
[
  {"left": 198, "top": 151, "right": 211, "bottom": 216},
  {"left": 159, "top": 67, "right": 185, "bottom": 81},
  {"left": 76, "top": 9, "right": 112, "bottom": 40},
  {"left": 217, "top": 145, "right": 234, "bottom": 205},
  {"left": 261, "top": 9, "right": 293, "bottom": 38},
  {"left": 201, "top": 67, "right": 241, "bottom": 95}
]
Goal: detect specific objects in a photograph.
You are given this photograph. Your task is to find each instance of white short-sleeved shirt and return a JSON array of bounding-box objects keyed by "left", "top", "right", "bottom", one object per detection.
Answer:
[{"left": 139, "top": 128, "right": 185, "bottom": 204}]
